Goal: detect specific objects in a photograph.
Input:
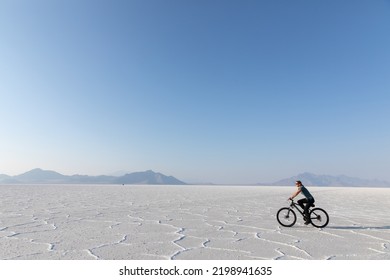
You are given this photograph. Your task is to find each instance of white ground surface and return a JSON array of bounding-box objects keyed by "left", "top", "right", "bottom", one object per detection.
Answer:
[{"left": 0, "top": 185, "right": 389, "bottom": 260}]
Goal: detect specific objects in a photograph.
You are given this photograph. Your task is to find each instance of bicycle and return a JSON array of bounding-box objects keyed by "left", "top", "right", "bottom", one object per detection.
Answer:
[{"left": 276, "top": 199, "right": 329, "bottom": 228}]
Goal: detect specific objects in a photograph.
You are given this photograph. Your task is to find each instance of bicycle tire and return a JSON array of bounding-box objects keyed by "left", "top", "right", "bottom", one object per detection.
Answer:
[
  {"left": 277, "top": 207, "right": 297, "bottom": 227},
  {"left": 309, "top": 207, "right": 329, "bottom": 228}
]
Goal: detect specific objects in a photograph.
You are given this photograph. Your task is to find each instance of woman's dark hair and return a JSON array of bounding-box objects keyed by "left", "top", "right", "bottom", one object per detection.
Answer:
[{"left": 295, "top": 180, "right": 302, "bottom": 185}]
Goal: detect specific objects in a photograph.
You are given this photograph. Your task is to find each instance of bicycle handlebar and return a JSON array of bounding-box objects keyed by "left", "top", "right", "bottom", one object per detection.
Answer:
[{"left": 288, "top": 199, "right": 296, "bottom": 206}]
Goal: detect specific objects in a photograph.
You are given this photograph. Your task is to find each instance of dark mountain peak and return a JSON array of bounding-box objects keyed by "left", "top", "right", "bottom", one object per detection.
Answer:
[
  {"left": 18, "top": 168, "right": 61, "bottom": 176},
  {"left": 15, "top": 168, "right": 67, "bottom": 183},
  {"left": 125, "top": 169, "right": 155, "bottom": 176},
  {"left": 117, "top": 170, "right": 185, "bottom": 185}
]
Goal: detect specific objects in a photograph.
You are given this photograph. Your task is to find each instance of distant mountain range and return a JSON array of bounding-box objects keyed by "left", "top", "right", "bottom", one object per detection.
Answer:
[
  {"left": 0, "top": 168, "right": 186, "bottom": 185},
  {"left": 1, "top": 169, "right": 389, "bottom": 187},
  {"left": 261, "top": 172, "right": 390, "bottom": 187}
]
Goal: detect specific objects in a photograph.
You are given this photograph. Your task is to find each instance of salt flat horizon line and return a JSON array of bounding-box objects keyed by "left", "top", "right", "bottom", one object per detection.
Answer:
[
  {"left": 1, "top": 167, "right": 387, "bottom": 179},
  {"left": 1, "top": 167, "right": 390, "bottom": 187}
]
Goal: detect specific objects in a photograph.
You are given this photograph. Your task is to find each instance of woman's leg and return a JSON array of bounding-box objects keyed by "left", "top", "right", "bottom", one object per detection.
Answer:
[
  {"left": 304, "top": 198, "right": 315, "bottom": 220},
  {"left": 297, "top": 198, "right": 307, "bottom": 210}
]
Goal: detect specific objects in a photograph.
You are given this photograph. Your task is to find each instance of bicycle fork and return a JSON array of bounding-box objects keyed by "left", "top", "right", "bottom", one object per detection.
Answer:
[{"left": 286, "top": 207, "right": 294, "bottom": 218}]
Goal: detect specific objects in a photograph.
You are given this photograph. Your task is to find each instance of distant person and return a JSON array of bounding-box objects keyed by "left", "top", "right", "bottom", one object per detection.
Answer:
[{"left": 289, "top": 180, "right": 315, "bottom": 225}]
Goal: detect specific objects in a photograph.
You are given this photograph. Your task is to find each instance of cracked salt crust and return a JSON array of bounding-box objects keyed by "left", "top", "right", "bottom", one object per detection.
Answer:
[{"left": 0, "top": 185, "right": 389, "bottom": 260}]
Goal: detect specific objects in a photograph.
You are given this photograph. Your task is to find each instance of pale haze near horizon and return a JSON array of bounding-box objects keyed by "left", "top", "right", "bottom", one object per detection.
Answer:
[{"left": 1, "top": 1, "right": 389, "bottom": 184}]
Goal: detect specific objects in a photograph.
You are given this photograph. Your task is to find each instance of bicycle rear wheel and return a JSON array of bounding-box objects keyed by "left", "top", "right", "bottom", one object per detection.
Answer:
[
  {"left": 309, "top": 208, "right": 329, "bottom": 228},
  {"left": 277, "top": 207, "right": 297, "bottom": 227}
]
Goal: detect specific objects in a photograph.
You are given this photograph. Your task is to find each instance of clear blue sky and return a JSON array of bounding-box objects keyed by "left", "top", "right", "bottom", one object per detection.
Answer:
[{"left": 1, "top": 0, "right": 389, "bottom": 184}]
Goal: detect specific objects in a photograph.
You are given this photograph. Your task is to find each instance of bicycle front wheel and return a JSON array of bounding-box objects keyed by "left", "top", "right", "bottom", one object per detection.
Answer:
[
  {"left": 309, "top": 208, "right": 329, "bottom": 228},
  {"left": 277, "top": 207, "right": 297, "bottom": 227}
]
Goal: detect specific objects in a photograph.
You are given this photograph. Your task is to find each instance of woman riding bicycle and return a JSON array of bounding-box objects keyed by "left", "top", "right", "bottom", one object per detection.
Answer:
[{"left": 289, "top": 180, "right": 315, "bottom": 225}]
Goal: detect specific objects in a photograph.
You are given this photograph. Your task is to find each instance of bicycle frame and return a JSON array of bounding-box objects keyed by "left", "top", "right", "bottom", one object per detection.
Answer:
[{"left": 288, "top": 200, "right": 307, "bottom": 217}]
